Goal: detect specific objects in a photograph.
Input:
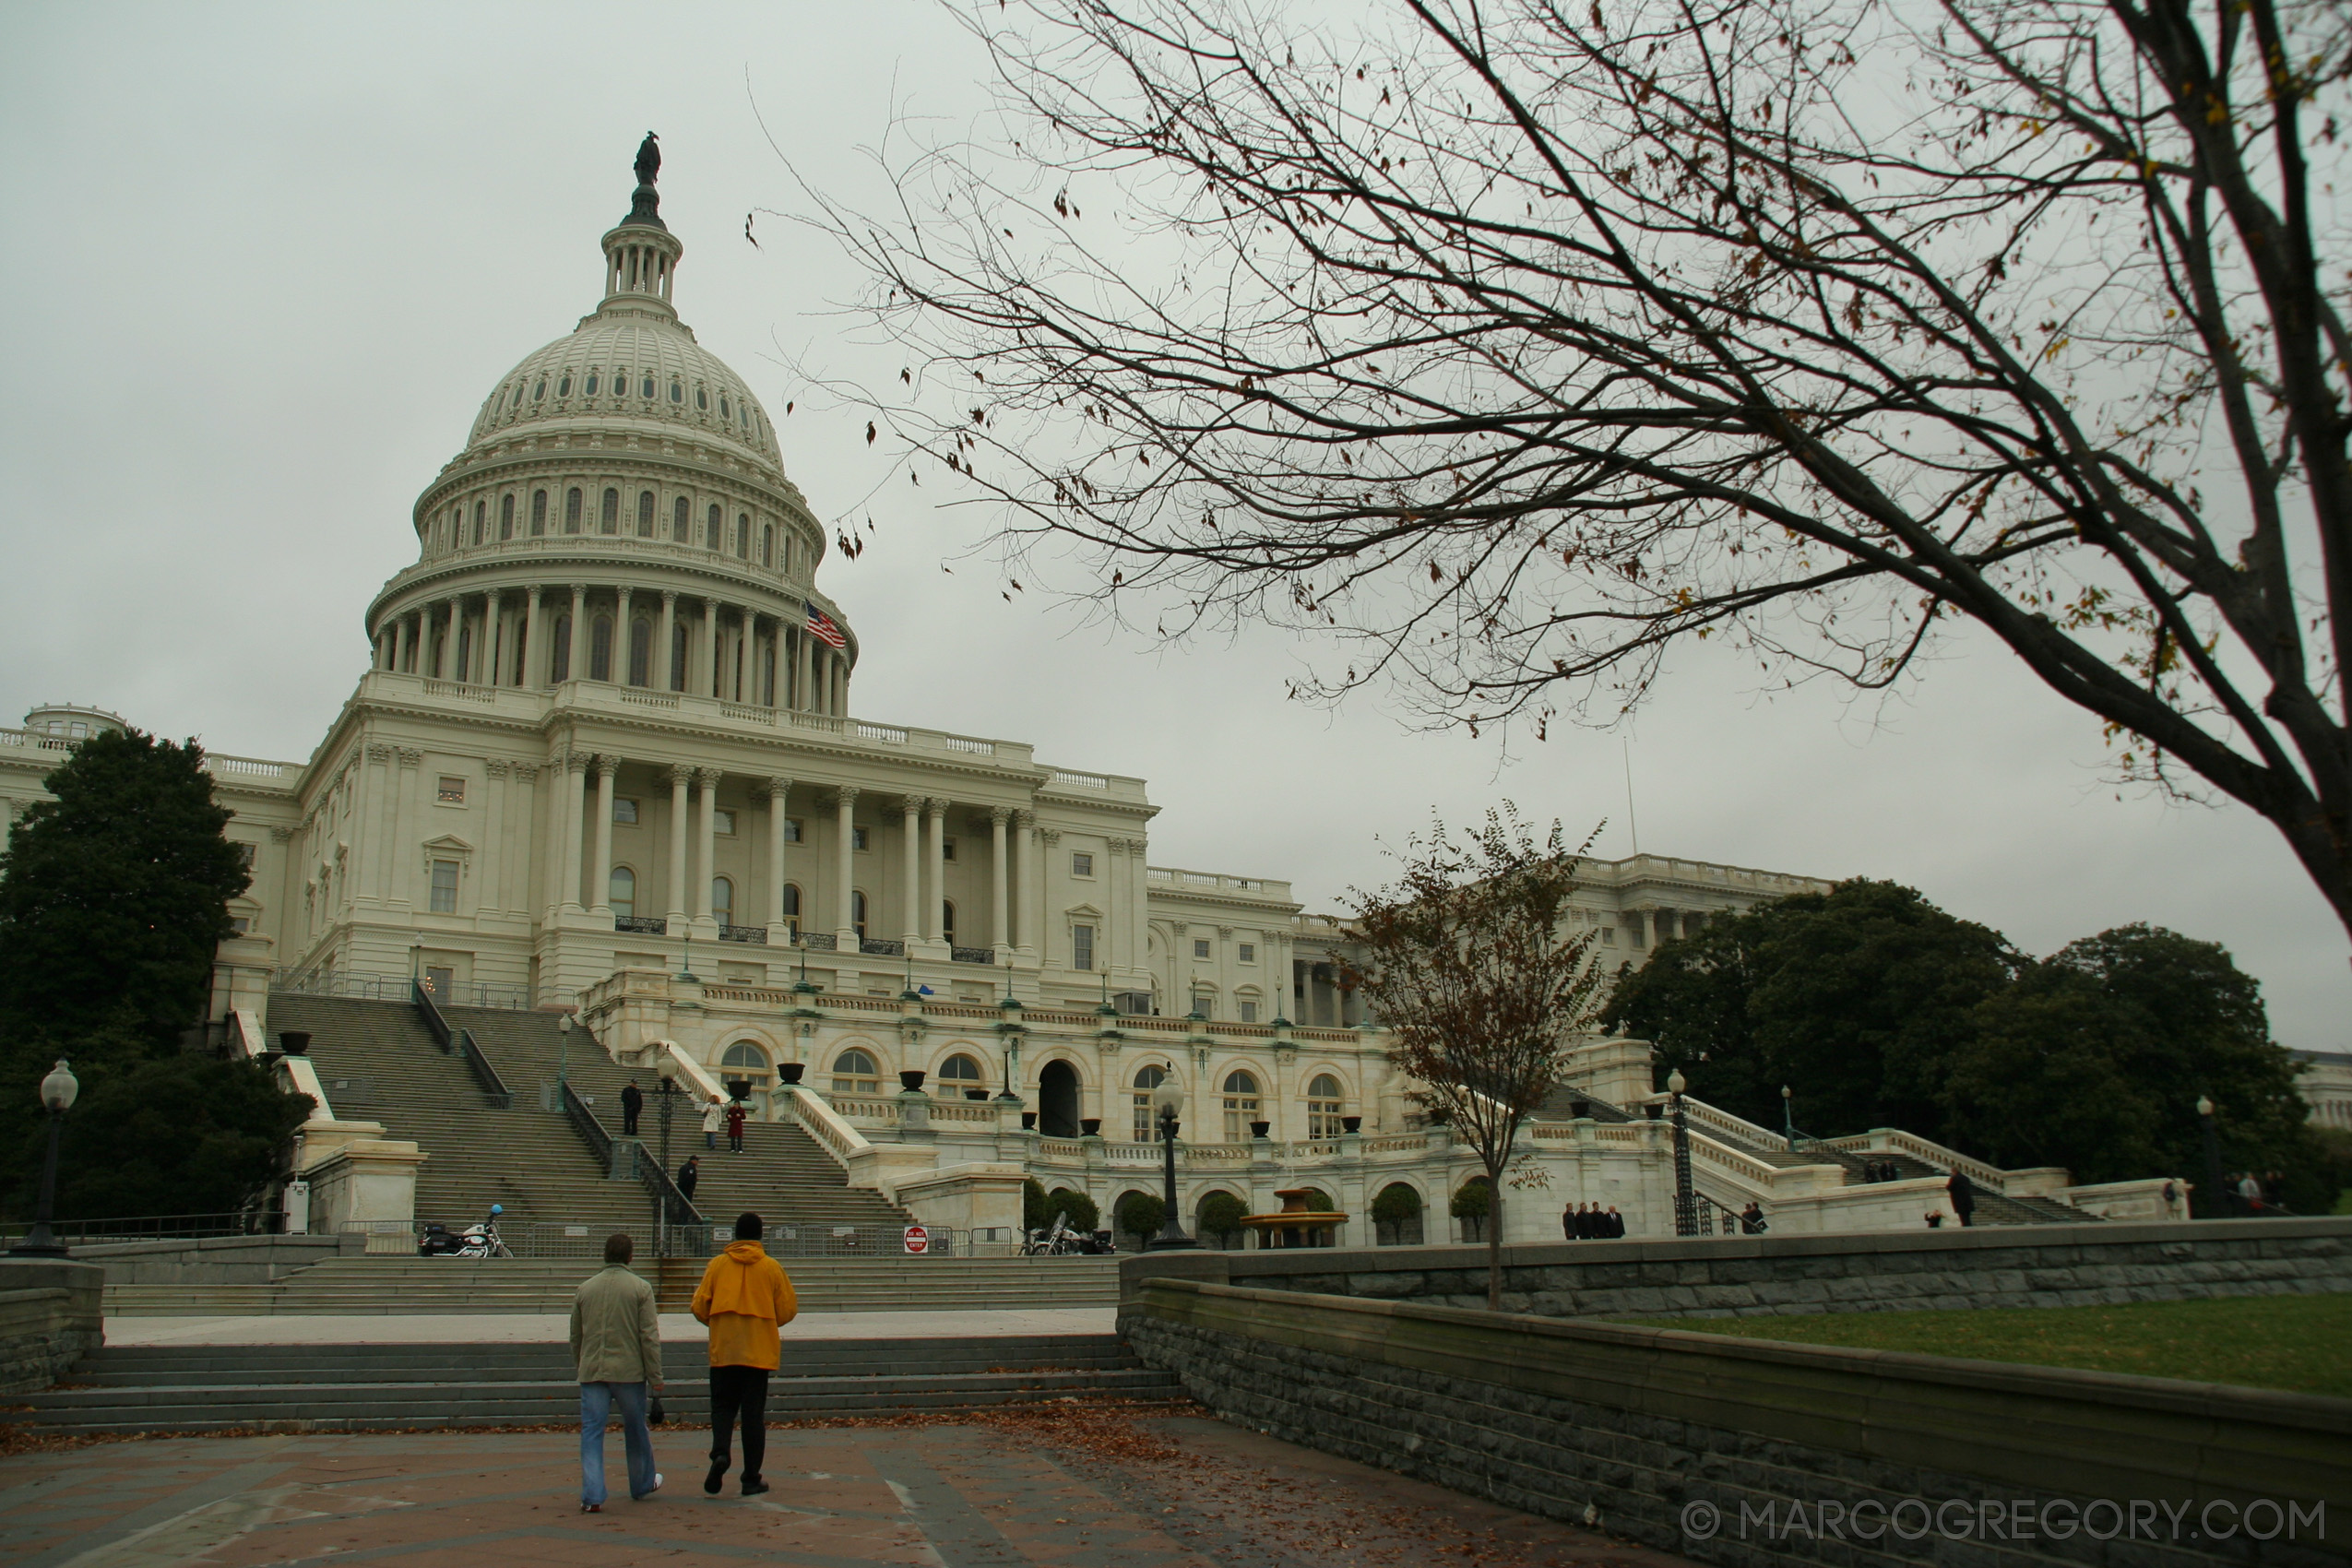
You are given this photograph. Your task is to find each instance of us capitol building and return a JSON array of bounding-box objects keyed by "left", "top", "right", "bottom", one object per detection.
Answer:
[{"left": 13, "top": 149, "right": 2031, "bottom": 1244}]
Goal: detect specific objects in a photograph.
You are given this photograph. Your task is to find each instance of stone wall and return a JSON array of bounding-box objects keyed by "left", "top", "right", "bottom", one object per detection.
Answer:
[
  {"left": 77, "top": 1233, "right": 361, "bottom": 1287},
  {"left": 0, "top": 1259, "right": 104, "bottom": 1394},
  {"left": 1124, "top": 1278, "right": 2351, "bottom": 1568},
  {"left": 1121, "top": 1216, "right": 2352, "bottom": 1319}
]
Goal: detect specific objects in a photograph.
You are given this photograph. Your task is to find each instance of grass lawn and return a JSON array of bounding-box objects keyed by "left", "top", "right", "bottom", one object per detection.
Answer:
[{"left": 1610, "top": 1291, "right": 2352, "bottom": 1397}]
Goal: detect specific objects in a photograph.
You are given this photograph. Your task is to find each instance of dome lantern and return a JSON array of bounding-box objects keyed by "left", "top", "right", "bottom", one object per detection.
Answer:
[{"left": 600, "top": 132, "right": 683, "bottom": 324}]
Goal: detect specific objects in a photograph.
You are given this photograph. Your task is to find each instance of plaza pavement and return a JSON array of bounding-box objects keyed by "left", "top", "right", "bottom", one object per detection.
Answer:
[
  {"left": 102, "top": 1307, "right": 1117, "bottom": 1347},
  {"left": 0, "top": 1411, "right": 1693, "bottom": 1568}
]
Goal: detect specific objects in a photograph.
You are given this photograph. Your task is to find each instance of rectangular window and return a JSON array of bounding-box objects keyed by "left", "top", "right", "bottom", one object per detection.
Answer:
[
  {"left": 228, "top": 915, "right": 251, "bottom": 935},
  {"left": 1193, "top": 938, "right": 1211, "bottom": 959},
  {"left": 1072, "top": 851, "right": 1094, "bottom": 877},
  {"left": 714, "top": 808, "right": 737, "bottom": 836},
  {"left": 1239, "top": 1001, "right": 1258, "bottom": 1023},
  {"left": 1238, "top": 942, "right": 1256, "bottom": 963},
  {"left": 612, "top": 797, "right": 639, "bottom": 825},
  {"left": 424, "top": 965, "right": 455, "bottom": 997},
  {"left": 941, "top": 837, "right": 956, "bottom": 862},
  {"left": 1600, "top": 927, "right": 1617, "bottom": 945},
  {"left": 232, "top": 842, "right": 257, "bottom": 869},
  {"left": 783, "top": 816, "right": 803, "bottom": 844},
  {"left": 1073, "top": 924, "right": 1095, "bottom": 971},
  {"left": 851, "top": 826, "right": 870, "bottom": 850},
  {"left": 436, "top": 776, "right": 466, "bottom": 803},
  {"left": 429, "top": 860, "right": 459, "bottom": 913}
]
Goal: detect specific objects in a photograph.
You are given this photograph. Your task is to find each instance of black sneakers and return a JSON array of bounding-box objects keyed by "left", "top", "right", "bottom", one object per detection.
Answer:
[
  {"left": 703, "top": 1462, "right": 727, "bottom": 1496},
  {"left": 742, "top": 1478, "right": 771, "bottom": 1498}
]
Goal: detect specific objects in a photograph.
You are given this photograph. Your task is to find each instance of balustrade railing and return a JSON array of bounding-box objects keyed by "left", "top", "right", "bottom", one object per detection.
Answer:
[
  {"left": 798, "top": 932, "right": 838, "bottom": 951},
  {"left": 719, "top": 924, "right": 769, "bottom": 944},
  {"left": 859, "top": 937, "right": 905, "bottom": 956},
  {"left": 277, "top": 969, "right": 531, "bottom": 1009},
  {"left": 615, "top": 915, "right": 669, "bottom": 935},
  {"left": 949, "top": 945, "right": 996, "bottom": 965}
]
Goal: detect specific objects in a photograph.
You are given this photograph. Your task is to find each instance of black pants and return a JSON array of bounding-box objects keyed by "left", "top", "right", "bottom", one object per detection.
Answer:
[
  {"left": 709, "top": 1364, "right": 770, "bottom": 1480},
  {"left": 623, "top": 1109, "right": 639, "bottom": 1134}
]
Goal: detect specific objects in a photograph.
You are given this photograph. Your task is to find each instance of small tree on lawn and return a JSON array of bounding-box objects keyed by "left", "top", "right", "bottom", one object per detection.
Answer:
[
  {"left": 1113, "top": 1190, "right": 1164, "bottom": 1244},
  {"left": 1197, "top": 1189, "right": 1248, "bottom": 1248},
  {"left": 1338, "top": 806, "right": 1606, "bottom": 1309}
]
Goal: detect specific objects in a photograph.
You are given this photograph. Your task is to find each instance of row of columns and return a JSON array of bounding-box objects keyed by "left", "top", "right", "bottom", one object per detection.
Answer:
[{"left": 376, "top": 585, "right": 850, "bottom": 716}]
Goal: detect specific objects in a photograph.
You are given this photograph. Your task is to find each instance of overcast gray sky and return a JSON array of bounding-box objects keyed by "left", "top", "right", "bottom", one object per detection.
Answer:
[{"left": 5, "top": 1, "right": 2345, "bottom": 1051}]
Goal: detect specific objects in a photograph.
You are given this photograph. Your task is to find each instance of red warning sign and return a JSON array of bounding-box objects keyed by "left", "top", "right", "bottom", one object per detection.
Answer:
[{"left": 903, "top": 1224, "right": 930, "bottom": 1254}]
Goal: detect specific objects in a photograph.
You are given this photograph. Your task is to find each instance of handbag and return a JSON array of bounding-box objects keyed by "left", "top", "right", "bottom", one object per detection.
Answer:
[{"left": 648, "top": 1394, "right": 667, "bottom": 1426}]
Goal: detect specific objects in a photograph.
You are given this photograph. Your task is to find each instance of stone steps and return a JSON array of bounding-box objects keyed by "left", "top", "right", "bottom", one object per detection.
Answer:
[{"left": 12, "top": 1334, "right": 1181, "bottom": 1435}]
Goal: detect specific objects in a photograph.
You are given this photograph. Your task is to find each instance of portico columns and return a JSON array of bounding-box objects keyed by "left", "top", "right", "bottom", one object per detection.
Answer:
[
  {"left": 794, "top": 623, "right": 813, "bottom": 711},
  {"left": 990, "top": 806, "right": 1012, "bottom": 958},
  {"left": 924, "top": 798, "right": 948, "bottom": 944},
  {"left": 702, "top": 600, "right": 719, "bottom": 696},
  {"left": 766, "top": 778, "right": 792, "bottom": 931},
  {"left": 665, "top": 765, "right": 692, "bottom": 928},
  {"left": 391, "top": 617, "right": 410, "bottom": 673},
  {"left": 832, "top": 788, "right": 859, "bottom": 944},
  {"left": 590, "top": 755, "right": 619, "bottom": 915},
  {"left": 899, "top": 795, "right": 923, "bottom": 944},
  {"left": 524, "top": 586, "right": 545, "bottom": 687},
  {"left": 1015, "top": 810, "right": 1039, "bottom": 956},
  {"left": 614, "top": 588, "right": 636, "bottom": 684},
  {"left": 694, "top": 768, "right": 720, "bottom": 929},
  {"left": 561, "top": 752, "right": 589, "bottom": 912},
  {"left": 566, "top": 584, "right": 588, "bottom": 684},
  {"left": 657, "top": 591, "right": 677, "bottom": 693}
]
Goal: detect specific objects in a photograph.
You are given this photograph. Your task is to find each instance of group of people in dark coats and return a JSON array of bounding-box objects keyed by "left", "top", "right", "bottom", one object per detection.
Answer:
[{"left": 1562, "top": 1202, "right": 1625, "bottom": 1239}]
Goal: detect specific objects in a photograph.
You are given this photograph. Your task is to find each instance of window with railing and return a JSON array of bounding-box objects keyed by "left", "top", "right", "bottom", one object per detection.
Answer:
[
  {"left": 429, "top": 860, "right": 458, "bottom": 914},
  {"left": 610, "top": 866, "right": 636, "bottom": 920},
  {"left": 1222, "top": 1071, "right": 1261, "bottom": 1141},
  {"left": 712, "top": 876, "right": 734, "bottom": 925},
  {"left": 1132, "top": 1063, "right": 1167, "bottom": 1142},
  {"left": 938, "top": 1053, "right": 984, "bottom": 1098},
  {"left": 1306, "top": 1074, "right": 1345, "bottom": 1138},
  {"left": 832, "top": 1049, "right": 880, "bottom": 1095}
]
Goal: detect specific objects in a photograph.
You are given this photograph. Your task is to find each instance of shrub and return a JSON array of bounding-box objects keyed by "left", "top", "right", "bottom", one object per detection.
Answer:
[
  {"left": 1023, "top": 1177, "right": 1050, "bottom": 1231},
  {"left": 1196, "top": 1190, "right": 1247, "bottom": 1244},
  {"left": 1046, "top": 1187, "right": 1099, "bottom": 1231},
  {"left": 1449, "top": 1181, "right": 1491, "bottom": 1219},
  {"left": 1113, "top": 1191, "right": 1164, "bottom": 1238},
  {"left": 1371, "top": 1184, "right": 1422, "bottom": 1226}
]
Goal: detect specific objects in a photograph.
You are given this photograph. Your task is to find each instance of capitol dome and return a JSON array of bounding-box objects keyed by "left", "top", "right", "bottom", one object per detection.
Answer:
[{"left": 362, "top": 144, "right": 857, "bottom": 717}]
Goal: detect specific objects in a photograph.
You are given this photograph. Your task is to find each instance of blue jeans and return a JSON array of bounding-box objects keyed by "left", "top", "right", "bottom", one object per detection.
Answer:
[{"left": 578, "top": 1381, "right": 657, "bottom": 1505}]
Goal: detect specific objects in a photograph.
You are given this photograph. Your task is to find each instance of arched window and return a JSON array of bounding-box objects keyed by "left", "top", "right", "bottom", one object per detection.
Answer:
[
  {"left": 670, "top": 622, "right": 688, "bottom": 691},
  {"left": 1221, "top": 1070, "right": 1262, "bottom": 1142},
  {"left": 585, "top": 370, "right": 600, "bottom": 397},
  {"left": 851, "top": 889, "right": 868, "bottom": 940},
  {"left": 712, "top": 876, "right": 734, "bottom": 925},
  {"left": 721, "top": 1041, "right": 771, "bottom": 1095},
  {"left": 600, "top": 488, "right": 620, "bottom": 534},
  {"left": 707, "top": 503, "right": 722, "bottom": 550},
  {"left": 762, "top": 524, "right": 774, "bottom": 567},
  {"left": 1306, "top": 1074, "right": 1345, "bottom": 1138},
  {"left": 636, "top": 491, "right": 655, "bottom": 537},
  {"left": 938, "top": 1054, "right": 984, "bottom": 1099},
  {"left": 941, "top": 900, "right": 956, "bottom": 946},
  {"left": 588, "top": 615, "right": 612, "bottom": 682},
  {"left": 670, "top": 377, "right": 683, "bottom": 404},
  {"left": 627, "top": 618, "right": 651, "bottom": 687},
  {"left": 472, "top": 500, "right": 486, "bottom": 544},
  {"left": 532, "top": 375, "right": 546, "bottom": 402},
  {"left": 695, "top": 384, "right": 708, "bottom": 410},
  {"left": 736, "top": 513, "right": 751, "bottom": 557},
  {"left": 832, "top": 1049, "right": 880, "bottom": 1095},
  {"left": 672, "top": 495, "right": 688, "bottom": 540},
  {"left": 531, "top": 489, "right": 548, "bottom": 535},
  {"left": 500, "top": 493, "right": 515, "bottom": 539},
  {"left": 720, "top": 394, "right": 731, "bottom": 419},
  {"left": 1132, "top": 1063, "right": 1167, "bottom": 1142},
  {"left": 641, "top": 373, "right": 656, "bottom": 400},
  {"left": 564, "top": 488, "right": 583, "bottom": 533},
  {"left": 551, "top": 615, "right": 572, "bottom": 682},
  {"left": 609, "top": 865, "right": 636, "bottom": 920},
  {"left": 558, "top": 372, "right": 572, "bottom": 397},
  {"left": 779, "top": 883, "right": 801, "bottom": 936}
]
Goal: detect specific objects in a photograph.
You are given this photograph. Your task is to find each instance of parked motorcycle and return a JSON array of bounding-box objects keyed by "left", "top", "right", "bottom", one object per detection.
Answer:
[
  {"left": 418, "top": 1204, "right": 510, "bottom": 1258},
  {"left": 1020, "top": 1216, "right": 1119, "bottom": 1256}
]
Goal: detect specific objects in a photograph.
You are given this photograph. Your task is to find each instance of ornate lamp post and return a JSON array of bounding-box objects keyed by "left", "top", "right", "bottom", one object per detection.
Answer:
[
  {"left": 2197, "top": 1095, "right": 2228, "bottom": 1219},
  {"left": 557, "top": 1011, "right": 573, "bottom": 1093},
  {"left": 657, "top": 1074, "right": 679, "bottom": 1252},
  {"left": 1668, "top": 1068, "right": 1696, "bottom": 1238},
  {"left": 9, "top": 1061, "right": 81, "bottom": 1257},
  {"left": 1146, "top": 1090, "right": 1197, "bottom": 1251},
  {"left": 1781, "top": 1084, "right": 1796, "bottom": 1153}
]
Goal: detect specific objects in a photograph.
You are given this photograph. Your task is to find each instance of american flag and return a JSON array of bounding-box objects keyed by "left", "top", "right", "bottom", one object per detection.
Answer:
[{"left": 805, "top": 605, "right": 847, "bottom": 650}]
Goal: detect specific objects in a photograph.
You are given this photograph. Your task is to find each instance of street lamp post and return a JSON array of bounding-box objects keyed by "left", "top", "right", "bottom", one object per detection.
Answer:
[
  {"left": 657, "top": 1074, "right": 678, "bottom": 1253},
  {"left": 2197, "top": 1095, "right": 2228, "bottom": 1219},
  {"left": 9, "top": 1062, "right": 81, "bottom": 1257},
  {"left": 557, "top": 1011, "right": 573, "bottom": 1094},
  {"left": 1781, "top": 1084, "right": 1796, "bottom": 1153},
  {"left": 1146, "top": 1092, "right": 1197, "bottom": 1251},
  {"left": 1669, "top": 1068, "right": 1696, "bottom": 1238}
]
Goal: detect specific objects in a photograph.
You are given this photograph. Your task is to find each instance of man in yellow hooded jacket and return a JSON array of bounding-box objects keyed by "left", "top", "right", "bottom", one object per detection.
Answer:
[{"left": 691, "top": 1211, "right": 798, "bottom": 1497}]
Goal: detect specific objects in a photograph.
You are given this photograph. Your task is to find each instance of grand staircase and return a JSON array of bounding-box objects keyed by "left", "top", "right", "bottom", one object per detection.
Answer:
[{"left": 10, "top": 1331, "right": 1179, "bottom": 1435}]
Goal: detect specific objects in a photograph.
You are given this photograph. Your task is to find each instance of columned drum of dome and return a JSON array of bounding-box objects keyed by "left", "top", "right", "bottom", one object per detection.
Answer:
[{"left": 363, "top": 145, "right": 856, "bottom": 717}]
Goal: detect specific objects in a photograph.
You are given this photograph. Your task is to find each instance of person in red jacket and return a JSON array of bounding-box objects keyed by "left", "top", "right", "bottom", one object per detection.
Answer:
[
  {"left": 725, "top": 1098, "right": 747, "bottom": 1154},
  {"left": 691, "top": 1212, "right": 798, "bottom": 1497}
]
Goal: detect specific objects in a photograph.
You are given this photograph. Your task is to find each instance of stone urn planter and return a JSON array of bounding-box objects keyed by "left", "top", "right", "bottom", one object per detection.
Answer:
[
  {"left": 1079, "top": 1118, "right": 1102, "bottom": 1137},
  {"left": 279, "top": 1031, "right": 312, "bottom": 1056},
  {"left": 778, "top": 1063, "right": 805, "bottom": 1085},
  {"left": 1340, "top": 1115, "right": 1362, "bottom": 1134},
  {"left": 898, "top": 1070, "right": 927, "bottom": 1092},
  {"left": 1020, "top": 1111, "right": 1038, "bottom": 1131},
  {"left": 1250, "top": 1121, "right": 1272, "bottom": 1138},
  {"left": 964, "top": 1088, "right": 990, "bottom": 1101}
]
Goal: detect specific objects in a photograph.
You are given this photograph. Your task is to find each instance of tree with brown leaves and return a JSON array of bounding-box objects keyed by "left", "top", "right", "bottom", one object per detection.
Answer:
[
  {"left": 812, "top": 0, "right": 2352, "bottom": 940},
  {"left": 1336, "top": 808, "right": 1607, "bottom": 1308}
]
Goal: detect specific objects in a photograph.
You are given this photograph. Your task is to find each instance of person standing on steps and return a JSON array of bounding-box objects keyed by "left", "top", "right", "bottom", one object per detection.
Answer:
[
  {"left": 1946, "top": 1169, "right": 1977, "bottom": 1228},
  {"left": 725, "top": 1098, "right": 746, "bottom": 1154},
  {"left": 621, "top": 1080, "right": 644, "bottom": 1136},
  {"left": 571, "top": 1231, "right": 663, "bottom": 1513},
  {"left": 692, "top": 1211, "right": 797, "bottom": 1499},
  {"left": 677, "top": 1156, "right": 699, "bottom": 1210},
  {"left": 701, "top": 1094, "right": 723, "bottom": 1150}
]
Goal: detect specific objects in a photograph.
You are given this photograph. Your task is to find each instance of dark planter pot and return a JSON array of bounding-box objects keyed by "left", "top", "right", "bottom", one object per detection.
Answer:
[
  {"left": 1340, "top": 1115, "right": 1362, "bottom": 1134},
  {"left": 778, "top": 1063, "right": 805, "bottom": 1085},
  {"left": 1079, "top": 1118, "right": 1102, "bottom": 1137},
  {"left": 898, "top": 1070, "right": 927, "bottom": 1092},
  {"left": 1645, "top": 1102, "right": 1664, "bottom": 1121},
  {"left": 726, "top": 1078, "right": 752, "bottom": 1102},
  {"left": 1020, "top": 1111, "right": 1038, "bottom": 1131},
  {"left": 279, "top": 1031, "right": 312, "bottom": 1056},
  {"left": 1567, "top": 1099, "right": 1590, "bottom": 1119},
  {"left": 964, "top": 1088, "right": 990, "bottom": 1101},
  {"left": 1249, "top": 1121, "right": 1272, "bottom": 1138}
]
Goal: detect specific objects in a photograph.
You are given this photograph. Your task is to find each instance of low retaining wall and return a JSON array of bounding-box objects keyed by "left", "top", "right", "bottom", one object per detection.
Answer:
[
  {"left": 1120, "top": 1217, "right": 2352, "bottom": 1319},
  {"left": 1124, "top": 1278, "right": 2351, "bottom": 1568},
  {"left": 77, "top": 1233, "right": 362, "bottom": 1287},
  {"left": 0, "top": 1260, "right": 104, "bottom": 1394}
]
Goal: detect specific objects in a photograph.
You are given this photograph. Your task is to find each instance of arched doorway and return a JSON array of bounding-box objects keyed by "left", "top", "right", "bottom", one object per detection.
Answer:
[{"left": 1038, "top": 1060, "right": 1082, "bottom": 1138}]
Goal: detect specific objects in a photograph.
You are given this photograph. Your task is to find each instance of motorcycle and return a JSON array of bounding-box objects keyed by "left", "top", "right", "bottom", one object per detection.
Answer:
[
  {"left": 1020, "top": 1215, "right": 1120, "bottom": 1256},
  {"left": 418, "top": 1204, "right": 511, "bottom": 1258}
]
